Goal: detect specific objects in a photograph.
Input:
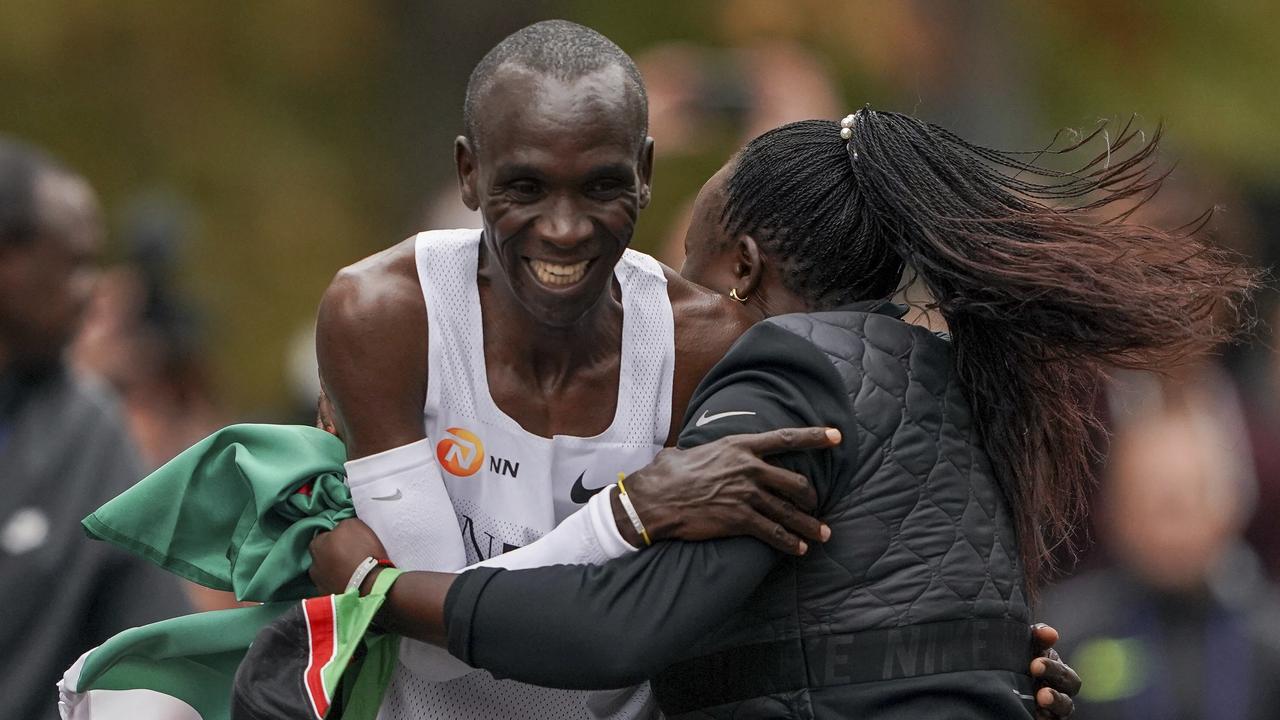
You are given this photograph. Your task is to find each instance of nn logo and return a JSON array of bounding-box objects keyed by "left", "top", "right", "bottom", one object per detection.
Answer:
[
  {"left": 436, "top": 427, "right": 484, "bottom": 476},
  {"left": 489, "top": 456, "right": 519, "bottom": 478}
]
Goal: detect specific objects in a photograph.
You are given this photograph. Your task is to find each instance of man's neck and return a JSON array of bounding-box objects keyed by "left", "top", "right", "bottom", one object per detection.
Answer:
[{"left": 477, "top": 264, "right": 624, "bottom": 392}]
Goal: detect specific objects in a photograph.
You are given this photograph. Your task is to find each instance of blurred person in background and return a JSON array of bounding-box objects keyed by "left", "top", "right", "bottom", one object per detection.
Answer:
[
  {"left": 1042, "top": 369, "right": 1280, "bottom": 720},
  {"left": 70, "top": 193, "right": 237, "bottom": 613},
  {"left": 72, "top": 194, "right": 224, "bottom": 469},
  {"left": 1098, "top": 173, "right": 1280, "bottom": 584},
  {"left": 1245, "top": 300, "right": 1280, "bottom": 578},
  {"left": 0, "top": 137, "right": 189, "bottom": 720},
  {"left": 1040, "top": 174, "right": 1280, "bottom": 581},
  {"left": 639, "top": 41, "right": 841, "bottom": 268}
]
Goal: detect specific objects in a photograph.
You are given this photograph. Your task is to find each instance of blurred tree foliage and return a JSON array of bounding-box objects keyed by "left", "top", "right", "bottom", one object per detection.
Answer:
[
  {"left": 1, "top": 0, "right": 1275, "bottom": 416},
  {"left": 0, "top": 1, "right": 403, "bottom": 415}
]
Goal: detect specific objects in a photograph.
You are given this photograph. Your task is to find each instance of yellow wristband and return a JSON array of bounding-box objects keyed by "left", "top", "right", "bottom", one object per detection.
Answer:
[{"left": 616, "top": 473, "right": 651, "bottom": 546}]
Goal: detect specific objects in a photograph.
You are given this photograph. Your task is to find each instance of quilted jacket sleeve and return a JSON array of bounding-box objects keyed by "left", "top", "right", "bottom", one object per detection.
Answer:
[
  {"left": 675, "top": 320, "right": 856, "bottom": 511},
  {"left": 443, "top": 321, "right": 855, "bottom": 689}
]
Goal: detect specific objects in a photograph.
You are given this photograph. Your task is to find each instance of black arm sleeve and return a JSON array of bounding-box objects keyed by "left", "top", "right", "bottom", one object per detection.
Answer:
[{"left": 443, "top": 321, "right": 855, "bottom": 689}]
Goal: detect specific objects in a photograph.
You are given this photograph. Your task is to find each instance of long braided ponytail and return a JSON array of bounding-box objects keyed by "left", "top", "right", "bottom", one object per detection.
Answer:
[{"left": 723, "top": 111, "right": 1255, "bottom": 587}]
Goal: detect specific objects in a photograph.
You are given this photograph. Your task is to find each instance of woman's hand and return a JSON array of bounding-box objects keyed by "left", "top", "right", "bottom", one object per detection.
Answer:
[{"left": 308, "top": 518, "right": 389, "bottom": 595}]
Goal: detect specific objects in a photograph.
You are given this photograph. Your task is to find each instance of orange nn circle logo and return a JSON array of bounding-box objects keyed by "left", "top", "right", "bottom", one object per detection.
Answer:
[{"left": 436, "top": 427, "right": 485, "bottom": 476}]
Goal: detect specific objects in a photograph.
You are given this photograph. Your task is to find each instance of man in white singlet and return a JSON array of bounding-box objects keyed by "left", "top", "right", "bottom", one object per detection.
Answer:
[{"left": 316, "top": 20, "right": 832, "bottom": 720}]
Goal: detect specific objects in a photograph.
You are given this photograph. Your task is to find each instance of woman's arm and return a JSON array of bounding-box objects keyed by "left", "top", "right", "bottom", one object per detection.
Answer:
[
  {"left": 446, "top": 535, "right": 779, "bottom": 688},
  {"left": 439, "top": 323, "right": 850, "bottom": 688}
]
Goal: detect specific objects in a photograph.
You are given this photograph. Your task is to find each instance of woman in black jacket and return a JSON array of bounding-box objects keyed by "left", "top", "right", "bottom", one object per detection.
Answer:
[{"left": 310, "top": 110, "right": 1252, "bottom": 718}]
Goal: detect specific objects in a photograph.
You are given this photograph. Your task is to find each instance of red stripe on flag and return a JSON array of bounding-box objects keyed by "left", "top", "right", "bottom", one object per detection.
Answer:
[{"left": 302, "top": 596, "right": 336, "bottom": 718}]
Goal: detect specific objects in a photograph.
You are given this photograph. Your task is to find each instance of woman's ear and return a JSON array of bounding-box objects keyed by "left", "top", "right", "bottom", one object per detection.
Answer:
[{"left": 736, "top": 235, "right": 764, "bottom": 297}]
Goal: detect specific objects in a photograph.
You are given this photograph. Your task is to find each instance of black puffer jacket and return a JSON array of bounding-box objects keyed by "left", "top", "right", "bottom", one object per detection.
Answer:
[{"left": 446, "top": 303, "right": 1035, "bottom": 719}]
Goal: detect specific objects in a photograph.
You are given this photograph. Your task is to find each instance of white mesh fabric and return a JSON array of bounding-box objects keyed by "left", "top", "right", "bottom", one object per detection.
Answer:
[
  {"left": 418, "top": 230, "right": 482, "bottom": 420},
  {"left": 379, "top": 665, "right": 593, "bottom": 720},
  {"left": 378, "top": 666, "right": 657, "bottom": 720},
  {"left": 450, "top": 497, "right": 542, "bottom": 566},
  {"left": 614, "top": 249, "right": 676, "bottom": 445}
]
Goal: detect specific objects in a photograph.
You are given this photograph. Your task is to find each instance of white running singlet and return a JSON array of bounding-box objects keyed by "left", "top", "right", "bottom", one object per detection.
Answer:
[{"left": 378, "top": 229, "right": 675, "bottom": 720}]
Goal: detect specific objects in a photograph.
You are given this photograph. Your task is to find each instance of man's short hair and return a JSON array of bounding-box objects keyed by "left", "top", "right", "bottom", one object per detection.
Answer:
[
  {"left": 0, "top": 136, "right": 61, "bottom": 246},
  {"left": 463, "top": 20, "right": 648, "bottom": 149}
]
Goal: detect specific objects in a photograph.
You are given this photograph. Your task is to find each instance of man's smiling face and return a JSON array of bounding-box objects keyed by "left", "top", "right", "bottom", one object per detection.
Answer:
[{"left": 457, "top": 64, "right": 653, "bottom": 328}]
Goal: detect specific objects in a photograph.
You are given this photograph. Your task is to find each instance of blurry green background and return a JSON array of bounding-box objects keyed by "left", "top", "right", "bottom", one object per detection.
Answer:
[{"left": 2, "top": 0, "right": 1277, "bottom": 418}]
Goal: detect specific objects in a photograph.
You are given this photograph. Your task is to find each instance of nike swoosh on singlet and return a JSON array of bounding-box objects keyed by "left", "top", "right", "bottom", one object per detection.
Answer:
[
  {"left": 695, "top": 410, "right": 757, "bottom": 427},
  {"left": 370, "top": 489, "right": 403, "bottom": 501},
  {"left": 569, "top": 471, "right": 609, "bottom": 504}
]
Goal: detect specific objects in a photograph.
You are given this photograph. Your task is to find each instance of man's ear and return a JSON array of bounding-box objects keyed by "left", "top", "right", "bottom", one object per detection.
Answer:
[
  {"left": 736, "top": 235, "right": 764, "bottom": 297},
  {"left": 637, "top": 137, "right": 655, "bottom": 209},
  {"left": 455, "top": 135, "right": 479, "bottom": 211}
]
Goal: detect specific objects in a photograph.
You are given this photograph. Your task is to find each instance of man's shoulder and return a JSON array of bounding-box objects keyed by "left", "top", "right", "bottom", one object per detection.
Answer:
[
  {"left": 317, "top": 237, "right": 429, "bottom": 346},
  {"left": 326, "top": 236, "right": 420, "bottom": 308},
  {"left": 316, "top": 236, "right": 433, "bottom": 455},
  {"left": 316, "top": 237, "right": 428, "bottom": 382},
  {"left": 322, "top": 228, "right": 484, "bottom": 325}
]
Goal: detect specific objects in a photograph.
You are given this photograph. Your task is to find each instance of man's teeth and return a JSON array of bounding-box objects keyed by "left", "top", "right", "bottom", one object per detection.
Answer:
[{"left": 529, "top": 259, "right": 590, "bottom": 286}]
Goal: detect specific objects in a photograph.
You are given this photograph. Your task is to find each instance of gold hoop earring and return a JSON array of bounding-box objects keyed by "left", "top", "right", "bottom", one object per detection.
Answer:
[{"left": 729, "top": 288, "right": 748, "bottom": 303}]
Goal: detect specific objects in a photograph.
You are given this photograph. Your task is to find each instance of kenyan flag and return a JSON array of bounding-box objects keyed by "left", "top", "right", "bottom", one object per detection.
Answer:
[
  {"left": 231, "top": 586, "right": 400, "bottom": 719},
  {"left": 58, "top": 571, "right": 401, "bottom": 720}
]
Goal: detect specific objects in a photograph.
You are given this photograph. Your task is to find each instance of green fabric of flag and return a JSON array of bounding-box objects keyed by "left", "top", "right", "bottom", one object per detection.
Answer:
[
  {"left": 229, "top": 569, "right": 404, "bottom": 720},
  {"left": 81, "top": 423, "right": 355, "bottom": 602},
  {"left": 64, "top": 602, "right": 292, "bottom": 719},
  {"left": 64, "top": 574, "right": 402, "bottom": 720},
  {"left": 60, "top": 424, "right": 394, "bottom": 720}
]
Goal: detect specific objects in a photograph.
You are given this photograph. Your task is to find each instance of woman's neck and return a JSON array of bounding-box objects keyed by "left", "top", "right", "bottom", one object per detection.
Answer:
[{"left": 895, "top": 272, "right": 950, "bottom": 334}]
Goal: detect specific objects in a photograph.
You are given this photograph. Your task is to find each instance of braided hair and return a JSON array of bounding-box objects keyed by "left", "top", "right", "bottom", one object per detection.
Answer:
[{"left": 723, "top": 110, "right": 1256, "bottom": 587}]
